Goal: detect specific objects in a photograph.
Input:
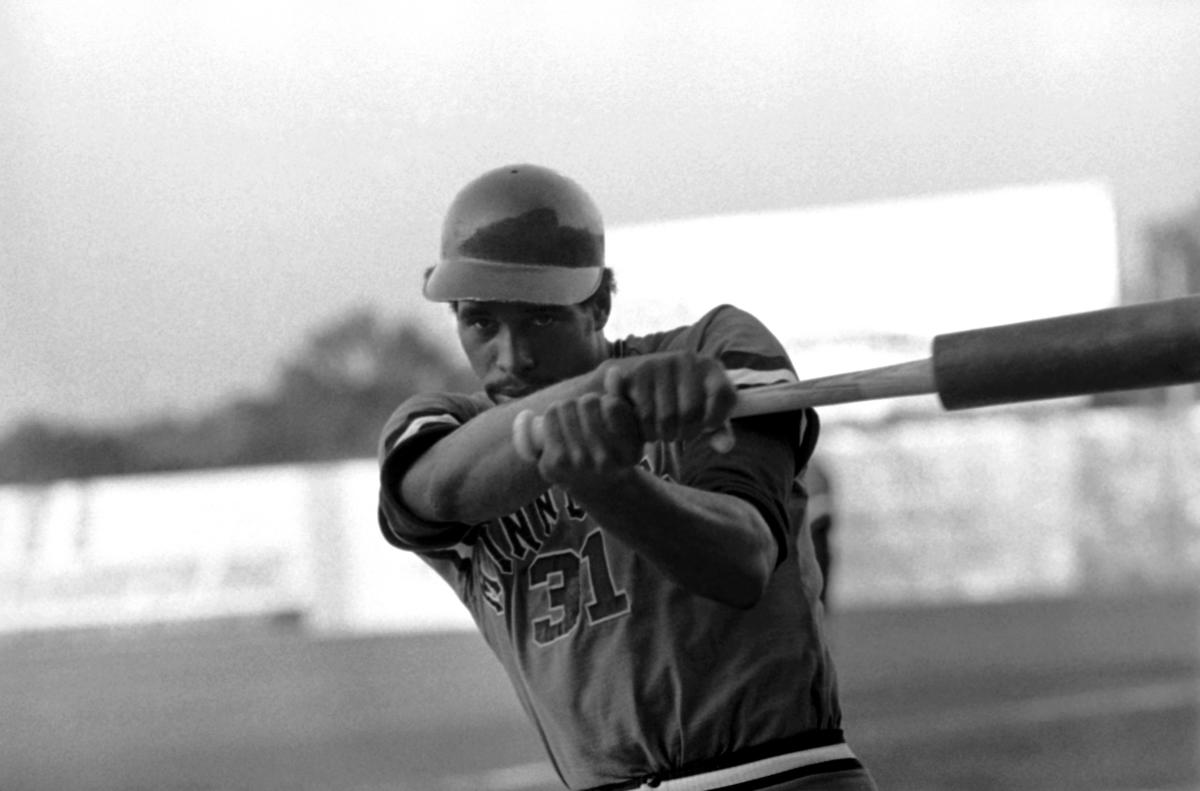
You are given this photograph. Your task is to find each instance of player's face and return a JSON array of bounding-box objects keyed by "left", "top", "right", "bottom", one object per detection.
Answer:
[{"left": 455, "top": 300, "right": 608, "bottom": 403}]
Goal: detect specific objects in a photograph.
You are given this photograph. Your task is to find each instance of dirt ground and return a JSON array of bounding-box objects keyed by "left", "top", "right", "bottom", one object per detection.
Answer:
[{"left": 4, "top": 589, "right": 1197, "bottom": 791}]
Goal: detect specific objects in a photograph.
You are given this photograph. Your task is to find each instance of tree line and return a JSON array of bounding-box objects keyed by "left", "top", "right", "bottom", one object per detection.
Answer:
[
  {"left": 3, "top": 195, "right": 1196, "bottom": 486},
  {"left": 0, "top": 308, "right": 477, "bottom": 484}
]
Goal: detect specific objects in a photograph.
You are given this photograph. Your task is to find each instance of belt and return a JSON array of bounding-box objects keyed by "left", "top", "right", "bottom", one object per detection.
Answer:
[{"left": 624, "top": 742, "right": 862, "bottom": 791}]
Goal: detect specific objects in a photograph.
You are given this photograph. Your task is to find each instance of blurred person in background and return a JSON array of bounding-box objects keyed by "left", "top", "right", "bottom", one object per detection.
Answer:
[{"left": 376, "top": 164, "right": 877, "bottom": 790}]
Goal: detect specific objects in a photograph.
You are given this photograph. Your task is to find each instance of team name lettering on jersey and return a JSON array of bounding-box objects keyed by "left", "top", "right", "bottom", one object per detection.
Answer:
[{"left": 472, "top": 457, "right": 658, "bottom": 643}]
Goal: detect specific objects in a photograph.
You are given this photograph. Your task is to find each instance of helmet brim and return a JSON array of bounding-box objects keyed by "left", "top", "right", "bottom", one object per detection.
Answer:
[{"left": 424, "top": 258, "right": 603, "bottom": 305}]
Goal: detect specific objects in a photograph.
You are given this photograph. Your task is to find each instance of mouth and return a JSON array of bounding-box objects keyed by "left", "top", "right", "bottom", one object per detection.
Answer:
[{"left": 488, "top": 383, "right": 538, "bottom": 403}]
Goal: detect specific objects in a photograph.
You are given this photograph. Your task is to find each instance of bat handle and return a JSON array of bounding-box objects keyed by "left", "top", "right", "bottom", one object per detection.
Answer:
[{"left": 511, "top": 410, "right": 736, "bottom": 462}]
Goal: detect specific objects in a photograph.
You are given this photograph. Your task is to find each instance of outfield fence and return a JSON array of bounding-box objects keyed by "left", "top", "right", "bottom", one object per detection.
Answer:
[{"left": 1, "top": 404, "right": 1197, "bottom": 635}]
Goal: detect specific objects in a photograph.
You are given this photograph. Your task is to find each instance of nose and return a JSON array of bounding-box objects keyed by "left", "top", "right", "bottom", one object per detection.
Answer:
[{"left": 494, "top": 325, "right": 536, "bottom": 374}]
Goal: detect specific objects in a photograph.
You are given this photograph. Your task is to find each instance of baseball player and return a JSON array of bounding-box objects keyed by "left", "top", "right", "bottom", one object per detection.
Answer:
[{"left": 377, "top": 164, "right": 877, "bottom": 790}]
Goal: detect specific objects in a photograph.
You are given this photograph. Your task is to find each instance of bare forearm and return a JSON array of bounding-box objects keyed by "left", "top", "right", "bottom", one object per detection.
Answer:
[
  {"left": 399, "top": 369, "right": 606, "bottom": 524},
  {"left": 567, "top": 470, "right": 777, "bottom": 608}
]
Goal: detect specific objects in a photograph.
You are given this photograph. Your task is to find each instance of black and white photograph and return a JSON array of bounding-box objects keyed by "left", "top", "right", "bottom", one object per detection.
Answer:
[{"left": 3, "top": 2, "right": 1199, "bottom": 789}]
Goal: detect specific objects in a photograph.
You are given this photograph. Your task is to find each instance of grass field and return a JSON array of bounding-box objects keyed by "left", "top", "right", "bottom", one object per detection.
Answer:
[{"left": 4, "top": 589, "right": 1198, "bottom": 791}]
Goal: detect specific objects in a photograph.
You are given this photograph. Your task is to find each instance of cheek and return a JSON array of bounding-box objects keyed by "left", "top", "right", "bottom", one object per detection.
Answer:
[
  {"left": 458, "top": 337, "right": 492, "bottom": 377},
  {"left": 536, "top": 330, "right": 594, "bottom": 376}
]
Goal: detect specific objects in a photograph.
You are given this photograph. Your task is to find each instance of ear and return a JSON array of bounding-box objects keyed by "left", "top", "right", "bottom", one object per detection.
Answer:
[{"left": 588, "top": 298, "right": 610, "bottom": 331}]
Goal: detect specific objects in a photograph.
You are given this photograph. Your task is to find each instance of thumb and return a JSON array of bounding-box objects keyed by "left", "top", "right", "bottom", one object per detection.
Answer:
[{"left": 705, "top": 420, "right": 736, "bottom": 454}]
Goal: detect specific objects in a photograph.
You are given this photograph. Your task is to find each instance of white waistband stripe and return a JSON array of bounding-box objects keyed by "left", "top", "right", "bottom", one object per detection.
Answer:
[{"left": 641, "top": 743, "right": 857, "bottom": 790}]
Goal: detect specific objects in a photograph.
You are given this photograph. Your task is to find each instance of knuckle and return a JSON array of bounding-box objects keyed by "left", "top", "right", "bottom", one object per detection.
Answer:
[
  {"left": 580, "top": 393, "right": 604, "bottom": 419},
  {"left": 537, "top": 450, "right": 564, "bottom": 479},
  {"left": 678, "top": 388, "right": 704, "bottom": 418},
  {"left": 567, "top": 446, "right": 588, "bottom": 469}
]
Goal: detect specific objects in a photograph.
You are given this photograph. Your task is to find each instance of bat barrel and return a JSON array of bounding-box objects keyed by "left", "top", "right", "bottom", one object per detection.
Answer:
[{"left": 932, "top": 295, "right": 1200, "bottom": 410}]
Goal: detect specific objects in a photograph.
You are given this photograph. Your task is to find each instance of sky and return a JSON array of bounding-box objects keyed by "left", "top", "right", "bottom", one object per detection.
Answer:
[{"left": 3, "top": 0, "right": 1200, "bottom": 430}]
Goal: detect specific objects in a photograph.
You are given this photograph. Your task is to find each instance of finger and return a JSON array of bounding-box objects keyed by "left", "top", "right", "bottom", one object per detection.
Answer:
[
  {"left": 702, "top": 363, "right": 737, "bottom": 430},
  {"left": 512, "top": 409, "right": 541, "bottom": 462},
  {"left": 624, "top": 368, "right": 658, "bottom": 442},
  {"left": 654, "top": 384, "right": 678, "bottom": 443},
  {"left": 579, "top": 392, "right": 605, "bottom": 427},
  {"left": 601, "top": 394, "right": 643, "bottom": 466},
  {"left": 603, "top": 363, "right": 651, "bottom": 447},
  {"left": 675, "top": 357, "right": 707, "bottom": 437},
  {"left": 554, "top": 401, "right": 589, "bottom": 468},
  {"left": 603, "top": 363, "right": 625, "bottom": 399},
  {"left": 538, "top": 404, "right": 567, "bottom": 461},
  {"left": 653, "top": 357, "right": 683, "bottom": 441},
  {"left": 578, "top": 394, "right": 620, "bottom": 469},
  {"left": 600, "top": 393, "right": 639, "bottom": 439},
  {"left": 706, "top": 420, "right": 737, "bottom": 454}
]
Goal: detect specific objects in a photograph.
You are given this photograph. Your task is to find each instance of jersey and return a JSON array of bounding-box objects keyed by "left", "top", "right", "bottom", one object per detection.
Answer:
[
  {"left": 377, "top": 305, "right": 842, "bottom": 790},
  {"left": 804, "top": 462, "right": 834, "bottom": 606}
]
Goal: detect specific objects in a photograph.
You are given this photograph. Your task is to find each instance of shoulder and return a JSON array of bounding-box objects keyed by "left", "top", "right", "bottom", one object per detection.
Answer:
[
  {"left": 693, "top": 303, "right": 778, "bottom": 343},
  {"left": 693, "top": 305, "right": 797, "bottom": 387},
  {"left": 618, "top": 304, "right": 796, "bottom": 386},
  {"left": 619, "top": 304, "right": 782, "bottom": 353}
]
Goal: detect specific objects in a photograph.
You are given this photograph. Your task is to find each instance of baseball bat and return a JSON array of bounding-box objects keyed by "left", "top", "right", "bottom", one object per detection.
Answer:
[{"left": 512, "top": 294, "right": 1200, "bottom": 460}]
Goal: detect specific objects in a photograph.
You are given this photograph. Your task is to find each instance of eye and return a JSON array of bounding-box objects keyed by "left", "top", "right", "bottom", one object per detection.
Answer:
[
  {"left": 460, "top": 314, "right": 497, "bottom": 334},
  {"left": 529, "top": 310, "right": 568, "bottom": 329}
]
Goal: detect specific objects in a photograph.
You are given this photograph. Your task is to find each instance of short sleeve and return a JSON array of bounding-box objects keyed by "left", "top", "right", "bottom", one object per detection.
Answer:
[
  {"left": 376, "top": 391, "right": 490, "bottom": 553},
  {"left": 677, "top": 306, "right": 822, "bottom": 563}
]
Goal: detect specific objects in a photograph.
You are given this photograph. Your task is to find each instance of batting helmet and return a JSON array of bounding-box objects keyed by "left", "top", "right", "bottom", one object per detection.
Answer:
[{"left": 423, "top": 164, "right": 605, "bottom": 305}]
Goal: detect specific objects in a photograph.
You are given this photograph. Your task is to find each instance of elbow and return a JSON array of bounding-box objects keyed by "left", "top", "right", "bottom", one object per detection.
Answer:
[
  {"left": 420, "top": 486, "right": 460, "bottom": 524},
  {"left": 693, "top": 506, "right": 778, "bottom": 609},
  {"left": 721, "top": 556, "right": 774, "bottom": 610},
  {"left": 401, "top": 466, "right": 467, "bottom": 524},
  {"left": 711, "top": 529, "right": 777, "bottom": 610},
  {"left": 425, "top": 475, "right": 479, "bottom": 524}
]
